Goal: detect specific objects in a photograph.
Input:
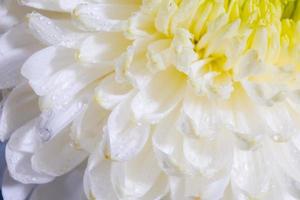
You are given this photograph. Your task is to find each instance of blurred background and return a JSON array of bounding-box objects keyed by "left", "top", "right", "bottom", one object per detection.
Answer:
[{"left": 0, "top": 142, "right": 5, "bottom": 200}]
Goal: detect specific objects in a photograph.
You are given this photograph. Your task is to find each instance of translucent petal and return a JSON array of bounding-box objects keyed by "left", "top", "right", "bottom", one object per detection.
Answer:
[
  {"left": 83, "top": 150, "right": 118, "bottom": 200},
  {"left": 131, "top": 68, "right": 186, "bottom": 123},
  {"left": 31, "top": 127, "right": 87, "bottom": 177},
  {"left": 0, "top": 83, "right": 39, "bottom": 141},
  {"left": 5, "top": 145, "right": 53, "bottom": 184},
  {"left": 106, "top": 96, "right": 150, "bottom": 161},
  {"left": 2, "top": 170, "right": 35, "bottom": 200},
  {"left": 111, "top": 142, "right": 161, "bottom": 198},
  {"left": 30, "top": 164, "right": 87, "bottom": 200},
  {"left": 95, "top": 73, "right": 132, "bottom": 110},
  {"left": 73, "top": 3, "right": 138, "bottom": 32}
]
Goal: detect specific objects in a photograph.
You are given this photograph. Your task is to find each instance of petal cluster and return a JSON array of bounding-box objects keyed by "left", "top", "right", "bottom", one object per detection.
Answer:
[{"left": 2, "top": 0, "right": 300, "bottom": 200}]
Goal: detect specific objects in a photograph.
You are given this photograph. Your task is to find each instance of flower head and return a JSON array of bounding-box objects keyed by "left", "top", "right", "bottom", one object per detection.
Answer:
[{"left": 2, "top": 0, "right": 300, "bottom": 200}]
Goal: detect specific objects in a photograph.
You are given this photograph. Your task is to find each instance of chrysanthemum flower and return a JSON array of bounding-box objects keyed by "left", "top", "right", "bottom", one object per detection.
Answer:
[{"left": 2, "top": 0, "right": 300, "bottom": 199}]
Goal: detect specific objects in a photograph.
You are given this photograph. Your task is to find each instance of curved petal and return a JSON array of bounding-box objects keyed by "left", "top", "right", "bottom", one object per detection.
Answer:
[
  {"left": 111, "top": 142, "right": 161, "bottom": 199},
  {"left": 7, "top": 118, "right": 40, "bottom": 153},
  {"left": 231, "top": 148, "right": 273, "bottom": 198},
  {"left": 258, "top": 102, "right": 300, "bottom": 142},
  {"left": 73, "top": 3, "right": 139, "bottom": 32},
  {"left": 184, "top": 174, "right": 230, "bottom": 200},
  {"left": 0, "top": 24, "right": 41, "bottom": 89},
  {"left": 131, "top": 68, "right": 186, "bottom": 123},
  {"left": 37, "top": 100, "right": 85, "bottom": 141},
  {"left": 83, "top": 149, "right": 117, "bottom": 200},
  {"left": 269, "top": 136, "right": 300, "bottom": 184},
  {"left": 27, "top": 12, "right": 85, "bottom": 47},
  {"left": 78, "top": 33, "right": 130, "bottom": 64},
  {"left": 152, "top": 108, "right": 194, "bottom": 176},
  {"left": 0, "top": 83, "right": 39, "bottom": 141},
  {"left": 22, "top": 47, "right": 112, "bottom": 109},
  {"left": 231, "top": 91, "right": 266, "bottom": 150},
  {"left": 18, "top": 0, "right": 85, "bottom": 12},
  {"left": 95, "top": 73, "right": 132, "bottom": 110},
  {"left": 21, "top": 46, "right": 76, "bottom": 95},
  {"left": 31, "top": 127, "right": 87, "bottom": 177},
  {"left": 5, "top": 145, "right": 53, "bottom": 184},
  {"left": 30, "top": 164, "right": 87, "bottom": 200},
  {"left": 140, "top": 174, "right": 169, "bottom": 200},
  {"left": 105, "top": 95, "right": 150, "bottom": 161},
  {"left": 71, "top": 99, "right": 109, "bottom": 153},
  {"left": 183, "top": 133, "right": 233, "bottom": 177},
  {"left": 183, "top": 87, "right": 234, "bottom": 137},
  {"left": 2, "top": 170, "right": 35, "bottom": 200}
]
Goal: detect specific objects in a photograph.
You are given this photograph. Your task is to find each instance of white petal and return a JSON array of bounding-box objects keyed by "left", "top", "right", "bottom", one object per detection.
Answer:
[
  {"left": 71, "top": 99, "right": 108, "bottom": 153},
  {"left": 73, "top": 3, "right": 138, "bottom": 32},
  {"left": 231, "top": 91, "right": 266, "bottom": 150},
  {"left": 83, "top": 150, "right": 117, "bottom": 200},
  {"left": 131, "top": 68, "right": 186, "bottom": 123},
  {"left": 0, "top": 83, "right": 39, "bottom": 141},
  {"left": 21, "top": 46, "right": 76, "bottom": 95},
  {"left": 39, "top": 65, "right": 112, "bottom": 109},
  {"left": 30, "top": 164, "right": 87, "bottom": 200},
  {"left": 37, "top": 100, "right": 84, "bottom": 141},
  {"left": 231, "top": 148, "right": 272, "bottom": 198},
  {"left": 19, "top": 0, "right": 85, "bottom": 12},
  {"left": 242, "top": 80, "right": 284, "bottom": 106},
  {"left": 183, "top": 133, "right": 233, "bottom": 177},
  {"left": 78, "top": 33, "right": 130, "bottom": 64},
  {"left": 8, "top": 118, "right": 40, "bottom": 153},
  {"left": 152, "top": 108, "right": 193, "bottom": 176},
  {"left": 184, "top": 174, "right": 230, "bottom": 200},
  {"left": 5, "top": 145, "right": 53, "bottom": 184},
  {"left": 234, "top": 50, "right": 263, "bottom": 80},
  {"left": 269, "top": 136, "right": 300, "bottom": 184},
  {"left": 183, "top": 87, "right": 234, "bottom": 137},
  {"left": 27, "top": 12, "right": 85, "bottom": 47},
  {"left": 95, "top": 73, "right": 132, "bottom": 110},
  {"left": 140, "top": 174, "right": 169, "bottom": 200},
  {"left": 2, "top": 170, "right": 35, "bottom": 200},
  {"left": 31, "top": 127, "right": 87, "bottom": 177},
  {"left": 111, "top": 142, "right": 161, "bottom": 198},
  {"left": 106, "top": 96, "right": 150, "bottom": 161},
  {"left": 258, "top": 102, "right": 300, "bottom": 142},
  {"left": 0, "top": 24, "right": 41, "bottom": 89}
]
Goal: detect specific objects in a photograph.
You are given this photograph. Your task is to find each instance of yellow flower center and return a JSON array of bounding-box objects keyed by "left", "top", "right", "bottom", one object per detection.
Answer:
[{"left": 126, "top": 0, "right": 300, "bottom": 104}]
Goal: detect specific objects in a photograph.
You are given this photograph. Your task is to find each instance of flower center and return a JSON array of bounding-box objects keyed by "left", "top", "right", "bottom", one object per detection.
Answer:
[{"left": 127, "top": 0, "right": 300, "bottom": 103}]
